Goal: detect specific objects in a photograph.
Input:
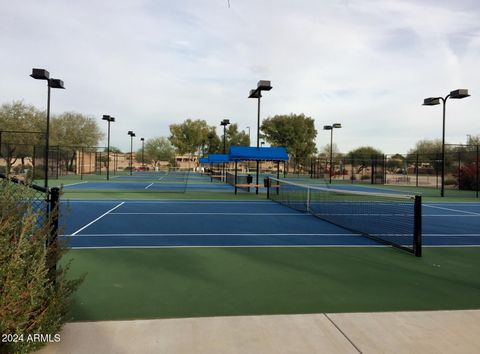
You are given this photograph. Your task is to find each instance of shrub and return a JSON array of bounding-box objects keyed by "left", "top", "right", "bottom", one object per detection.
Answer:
[
  {"left": 458, "top": 163, "right": 479, "bottom": 191},
  {"left": 0, "top": 181, "right": 84, "bottom": 354},
  {"left": 444, "top": 178, "right": 457, "bottom": 186}
]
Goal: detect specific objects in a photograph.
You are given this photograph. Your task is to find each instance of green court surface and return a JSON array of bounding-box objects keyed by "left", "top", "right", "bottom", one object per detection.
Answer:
[
  {"left": 45, "top": 172, "right": 480, "bottom": 322},
  {"left": 65, "top": 247, "right": 480, "bottom": 322}
]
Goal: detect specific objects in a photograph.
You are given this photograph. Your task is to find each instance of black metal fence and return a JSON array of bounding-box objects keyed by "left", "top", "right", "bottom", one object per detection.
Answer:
[
  {"left": 0, "top": 142, "right": 135, "bottom": 179},
  {"left": 309, "top": 144, "right": 480, "bottom": 197}
]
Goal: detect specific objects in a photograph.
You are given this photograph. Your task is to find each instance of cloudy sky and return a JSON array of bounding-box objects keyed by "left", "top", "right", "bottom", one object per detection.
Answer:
[{"left": 1, "top": 0, "right": 479, "bottom": 153}]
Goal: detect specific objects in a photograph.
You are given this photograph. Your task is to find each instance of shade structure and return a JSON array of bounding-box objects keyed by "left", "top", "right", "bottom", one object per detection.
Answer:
[{"left": 229, "top": 146, "right": 288, "bottom": 161}]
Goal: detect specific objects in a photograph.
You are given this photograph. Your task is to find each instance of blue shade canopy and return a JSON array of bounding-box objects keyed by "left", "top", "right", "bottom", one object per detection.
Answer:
[
  {"left": 229, "top": 146, "right": 288, "bottom": 161},
  {"left": 199, "top": 157, "right": 209, "bottom": 164},
  {"left": 205, "top": 154, "right": 231, "bottom": 164}
]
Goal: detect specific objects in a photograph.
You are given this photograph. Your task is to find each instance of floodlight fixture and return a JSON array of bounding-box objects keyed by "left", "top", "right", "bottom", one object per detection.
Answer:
[
  {"left": 248, "top": 89, "right": 261, "bottom": 99},
  {"left": 49, "top": 79, "right": 65, "bottom": 89},
  {"left": 257, "top": 80, "right": 272, "bottom": 91},
  {"left": 422, "top": 88, "right": 470, "bottom": 197},
  {"left": 30, "top": 67, "right": 65, "bottom": 194},
  {"left": 449, "top": 89, "right": 470, "bottom": 99},
  {"left": 248, "top": 79, "right": 273, "bottom": 194},
  {"left": 324, "top": 122, "right": 342, "bottom": 183},
  {"left": 127, "top": 131, "right": 136, "bottom": 175},
  {"left": 30, "top": 68, "right": 50, "bottom": 80},
  {"left": 423, "top": 97, "right": 441, "bottom": 106},
  {"left": 102, "top": 115, "right": 115, "bottom": 180}
]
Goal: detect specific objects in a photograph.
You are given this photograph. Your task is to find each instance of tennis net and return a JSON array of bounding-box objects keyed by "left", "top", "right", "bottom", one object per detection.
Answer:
[{"left": 266, "top": 177, "right": 422, "bottom": 256}]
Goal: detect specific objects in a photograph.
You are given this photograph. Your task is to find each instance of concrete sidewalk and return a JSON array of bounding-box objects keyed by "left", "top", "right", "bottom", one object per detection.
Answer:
[{"left": 36, "top": 310, "right": 480, "bottom": 354}]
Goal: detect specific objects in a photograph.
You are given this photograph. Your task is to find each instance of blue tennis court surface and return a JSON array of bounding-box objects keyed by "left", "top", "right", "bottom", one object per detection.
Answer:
[{"left": 59, "top": 200, "right": 480, "bottom": 249}]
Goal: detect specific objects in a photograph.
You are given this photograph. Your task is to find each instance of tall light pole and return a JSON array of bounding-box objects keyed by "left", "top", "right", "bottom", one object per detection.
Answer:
[
  {"left": 30, "top": 69, "right": 65, "bottom": 194},
  {"left": 141, "top": 137, "right": 145, "bottom": 169},
  {"left": 323, "top": 123, "right": 342, "bottom": 184},
  {"left": 127, "top": 131, "right": 136, "bottom": 176},
  {"left": 102, "top": 115, "right": 115, "bottom": 180},
  {"left": 220, "top": 119, "right": 230, "bottom": 181},
  {"left": 423, "top": 89, "right": 470, "bottom": 197},
  {"left": 246, "top": 126, "right": 251, "bottom": 146},
  {"left": 249, "top": 80, "right": 272, "bottom": 194}
]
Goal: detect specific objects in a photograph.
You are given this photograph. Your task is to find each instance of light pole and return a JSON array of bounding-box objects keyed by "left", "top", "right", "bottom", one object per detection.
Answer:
[
  {"left": 30, "top": 68, "right": 65, "bottom": 194},
  {"left": 102, "top": 115, "right": 115, "bottom": 180},
  {"left": 127, "top": 131, "right": 136, "bottom": 175},
  {"left": 323, "top": 123, "right": 342, "bottom": 184},
  {"left": 141, "top": 137, "right": 145, "bottom": 169},
  {"left": 423, "top": 89, "right": 470, "bottom": 197},
  {"left": 249, "top": 80, "right": 272, "bottom": 194},
  {"left": 246, "top": 126, "right": 251, "bottom": 146},
  {"left": 220, "top": 119, "right": 230, "bottom": 181}
]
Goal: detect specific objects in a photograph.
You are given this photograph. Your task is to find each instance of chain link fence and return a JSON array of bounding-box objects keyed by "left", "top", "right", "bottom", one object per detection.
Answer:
[{"left": 307, "top": 144, "right": 479, "bottom": 197}]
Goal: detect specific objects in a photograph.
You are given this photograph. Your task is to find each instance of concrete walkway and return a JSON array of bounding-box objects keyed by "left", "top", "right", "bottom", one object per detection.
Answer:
[{"left": 36, "top": 310, "right": 480, "bottom": 354}]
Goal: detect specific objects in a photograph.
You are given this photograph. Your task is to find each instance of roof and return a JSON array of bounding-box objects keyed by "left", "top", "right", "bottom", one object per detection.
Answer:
[
  {"left": 198, "top": 157, "right": 209, "bottom": 164},
  {"left": 203, "top": 154, "right": 231, "bottom": 164},
  {"left": 229, "top": 146, "right": 289, "bottom": 161}
]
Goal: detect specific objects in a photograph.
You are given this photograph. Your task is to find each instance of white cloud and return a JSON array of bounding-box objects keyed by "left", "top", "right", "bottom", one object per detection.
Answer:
[{"left": 1, "top": 0, "right": 479, "bottom": 153}]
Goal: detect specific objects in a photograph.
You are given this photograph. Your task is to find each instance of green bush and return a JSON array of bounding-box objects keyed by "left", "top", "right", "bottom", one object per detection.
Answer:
[
  {"left": 0, "top": 181, "right": 84, "bottom": 354},
  {"left": 458, "top": 164, "right": 479, "bottom": 191},
  {"left": 444, "top": 178, "right": 457, "bottom": 186}
]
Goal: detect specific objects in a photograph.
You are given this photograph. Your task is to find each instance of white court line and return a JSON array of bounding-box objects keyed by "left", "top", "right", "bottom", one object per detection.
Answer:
[
  {"left": 70, "top": 245, "right": 389, "bottom": 249},
  {"left": 65, "top": 200, "right": 275, "bottom": 204},
  {"left": 61, "top": 233, "right": 358, "bottom": 237},
  {"left": 423, "top": 214, "right": 480, "bottom": 217},
  {"left": 70, "top": 202, "right": 125, "bottom": 236},
  {"left": 145, "top": 183, "right": 154, "bottom": 190},
  {"left": 423, "top": 204, "right": 480, "bottom": 215},
  {"left": 110, "top": 212, "right": 309, "bottom": 216},
  {"left": 63, "top": 181, "right": 89, "bottom": 187}
]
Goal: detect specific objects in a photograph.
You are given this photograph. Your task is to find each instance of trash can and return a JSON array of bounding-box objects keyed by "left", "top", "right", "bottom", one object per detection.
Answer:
[{"left": 264, "top": 178, "right": 270, "bottom": 188}]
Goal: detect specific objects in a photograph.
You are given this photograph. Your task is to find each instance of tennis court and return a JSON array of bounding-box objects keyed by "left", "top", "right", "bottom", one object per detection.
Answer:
[
  {"left": 59, "top": 199, "right": 480, "bottom": 249},
  {"left": 52, "top": 173, "right": 480, "bottom": 324}
]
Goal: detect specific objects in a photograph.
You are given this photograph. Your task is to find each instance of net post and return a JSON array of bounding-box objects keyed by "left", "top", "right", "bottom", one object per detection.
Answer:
[
  {"left": 306, "top": 186, "right": 311, "bottom": 212},
  {"left": 234, "top": 160, "right": 238, "bottom": 195},
  {"left": 414, "top": 195, "right": 422, "bottom": 257}
]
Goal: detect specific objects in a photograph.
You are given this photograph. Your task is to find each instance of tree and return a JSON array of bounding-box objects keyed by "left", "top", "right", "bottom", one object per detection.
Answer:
[
  {"left": 0, "top": 101, "right": 45, "bottom": 174},
  {"left": 206, "top": 128, "right": 222, "bottom": 155},
  {"left": 406, "top": 139, "right": 449, "bottom": 173},
  {"left": 105, "top": 146, "right": 122, "bottom": 154},
  {"left": 467, "top": 135, "right": 480, "bottom": 146},
  {"left": 222, "top": 124, "right": 250, "bottom": 152},
  {"left": 386, "top": 153, "right": 405, "bottom": 172},
  {"left": 169, "top": 119, "right": 211, "bottom": 155},
  {"left": 261, "top": 113, "right": 317, "bottom": 171},
  {"left": 143, "top": 137, "right": 176, "bottom": 167},
  {"left": 406, "top": 139, "right": 443, "bottom": 159},
  {"left": 50, "top": 112, "right": 104, "bottom": 172},
  {"left": 345, "top": 146, "right": 384, "bottom": 175}
]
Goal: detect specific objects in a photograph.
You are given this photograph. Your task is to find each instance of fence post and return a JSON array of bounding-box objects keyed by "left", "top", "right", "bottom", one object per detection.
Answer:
[
  {"left": 414, "top": 195, "right": 422, "bottom": 257},
  {"left": 477, "top": 145, "right": 479, "bottom": 198},
  {"left": 416, "top": 154, "right": 419, "bottom": 187},
  {"left": 48, "top": 187, "right": 60, "bottom": 282}
]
